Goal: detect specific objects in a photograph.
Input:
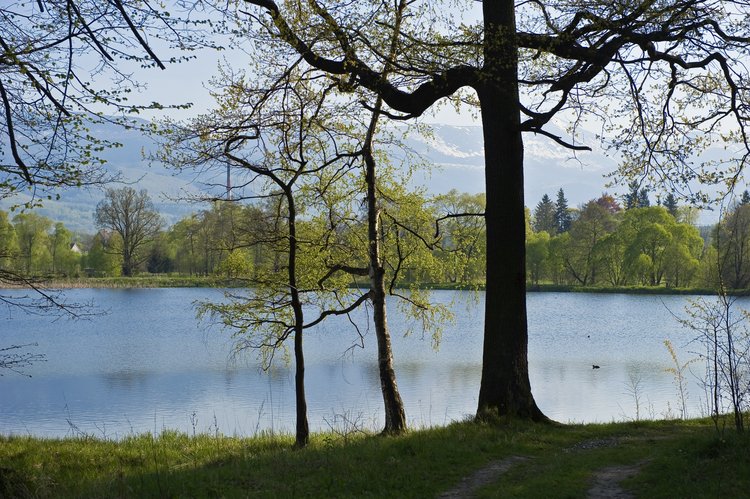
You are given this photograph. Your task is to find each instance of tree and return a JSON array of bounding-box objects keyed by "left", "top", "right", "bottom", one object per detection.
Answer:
[
  {"left": 716, "top": 203, "right": 750, "bottom": 289},
  {"left": 533, "top": 194, "right": 557, "bottom": 234},
  {"left": 625, "top": 181, "right": 651, "bottom": 210},
  {"left": 433, "top": 190, "right": 486, "bottom": 284},
  {"left": 619, "top": 207, "right": 676, "bottom": 286},
  {"left": 12, "top": 212, "right": 52, "bottom": 274},
  {"left": 239, "top": 0, "right": 750, "bottom": 421},
  {"left": 555, "top": 188, "right": 572, "bottom": 234},
  {"left": 168, "top": 216, "right": 200, "bottom": 275},
  {"left": 215, "top": 248, "right": 252, "bottom": 279},
  {"left": 146, "top": 233, "right": 175, "bottom": 274},
  {"left": 526, "top": 230, "right": 550, "bottom": 285},
  {"left": 679, "top": 294, "right": 749, "bottom": 434},
  {"left": 557, "top": 201, "right": 615, "bottom": 285},
  {"left": 49, "top": 222, "right": 79, "bottom": 276},
  {"left": 595, "top": 231, "right": 629, "bottom": 286},
  {"left": 171, "top": 63, "right": 373, "bottom": 447},
  {"left": 0, "top": 210, "right": 19, "bottom": 266},
  {"left": 664, "top": 193, "right": 679, "bottom": 218},
  {"left": 83, "top": 231, "right": 121, "bottom": 276},
  {"left": 596, "top": 193, "right": 622, "bottom": 215},
  {"left": 663, "top": 223, "right": 703, "bottom": 288},
  {"left": 95, "top": 188, "right": 162, "bottom": 277}
]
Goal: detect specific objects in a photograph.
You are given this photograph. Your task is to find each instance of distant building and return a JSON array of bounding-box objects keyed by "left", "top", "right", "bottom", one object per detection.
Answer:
[{"left": 70, "top": 242, "right": 83, "bottom": 254}]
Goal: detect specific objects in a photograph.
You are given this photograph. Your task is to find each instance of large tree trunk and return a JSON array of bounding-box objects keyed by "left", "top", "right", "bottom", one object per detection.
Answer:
[
  {"left": 476, "top": 1, "right": 547, "bottom": 421},
  {"left": 365, "top": 147, "right": 407, "bottom": 434}
]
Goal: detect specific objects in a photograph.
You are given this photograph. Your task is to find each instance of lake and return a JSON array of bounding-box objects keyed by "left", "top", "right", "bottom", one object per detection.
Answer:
[{"left": 0, "top": 288, "right": 718, "bottom": 438}]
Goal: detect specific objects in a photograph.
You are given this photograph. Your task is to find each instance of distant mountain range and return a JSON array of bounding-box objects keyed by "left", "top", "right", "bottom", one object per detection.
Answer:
[{"left": 1, "top": 118, "right": 622, "bottom": 233}]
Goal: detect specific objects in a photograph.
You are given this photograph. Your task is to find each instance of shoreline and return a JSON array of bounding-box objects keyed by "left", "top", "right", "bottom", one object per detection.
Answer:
[{"left": 0, "top": 276, "right": 739, "bottom": 295}]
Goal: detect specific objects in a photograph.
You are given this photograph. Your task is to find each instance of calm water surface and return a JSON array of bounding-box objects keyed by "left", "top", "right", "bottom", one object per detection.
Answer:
[{"left": 0, "top": 289, "right": 720, "bottom": 438}]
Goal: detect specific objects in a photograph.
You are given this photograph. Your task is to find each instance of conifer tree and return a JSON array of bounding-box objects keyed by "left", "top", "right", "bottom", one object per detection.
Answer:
[
  {"left": 626, "top": 181, "right": 651, "bottom": 209},
  {"left": 664, "top": 193, "right": 679, "bottom": 218},
  {"left": 638, "top": 188, "right": 651, "bottom": 208},
  {"left": 555, "top": 188, "right": 572, "bottom": 233},
  {"left": 533, "top": 194, "right": 557, "bottom": 234}
]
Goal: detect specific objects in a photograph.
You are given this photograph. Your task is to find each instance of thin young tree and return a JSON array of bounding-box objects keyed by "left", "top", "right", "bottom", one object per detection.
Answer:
[{"left": 166, "top": 64, "right": 376, "bottom": 447}]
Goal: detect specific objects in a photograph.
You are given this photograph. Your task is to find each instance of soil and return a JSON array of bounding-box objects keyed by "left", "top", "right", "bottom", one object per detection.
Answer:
[
  {"left": 586, "top": 461, "right": 648, "bottom": 499},
  {"left": 438, "top": 437, "right": 649, "bottom": 498},
  {"left": 438, "top": 456, "right": 529, "bottom": 498}
]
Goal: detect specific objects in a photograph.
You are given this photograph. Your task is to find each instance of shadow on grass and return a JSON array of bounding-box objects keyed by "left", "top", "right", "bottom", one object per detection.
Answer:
[{"left": 2, "top": 419, "right": 746, "bottom": 498}]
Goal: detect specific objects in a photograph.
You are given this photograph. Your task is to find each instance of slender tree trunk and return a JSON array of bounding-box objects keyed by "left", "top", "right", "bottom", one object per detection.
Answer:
[
  {"left": 287, "top": 191, "right": 309, "bottom": 447},
  {"left": 359, "top": 0, "right": 408, "bottom": 435},
  {"left": 364, "top": 146, "right": 407, "bottom": 434},
  {"left": 476, "top": 1, "right": 547, "bottom": 421}
]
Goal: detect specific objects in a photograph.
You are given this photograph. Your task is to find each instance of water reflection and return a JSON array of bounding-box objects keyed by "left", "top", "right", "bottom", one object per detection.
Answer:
[{"left": 0, "top": 289, "right": 719, "bottom": 437}]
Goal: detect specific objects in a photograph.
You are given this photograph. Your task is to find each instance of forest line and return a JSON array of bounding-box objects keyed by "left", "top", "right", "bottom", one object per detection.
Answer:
[{"left": 4, "top": 184, "right": 750, "bottom": 292}]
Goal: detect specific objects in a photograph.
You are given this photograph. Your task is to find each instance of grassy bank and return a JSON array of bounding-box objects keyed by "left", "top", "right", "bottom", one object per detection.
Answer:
[
  {"left": 10, "top": 275, "right": 247, "bottom": 289},
  {"left": 402, "top": 282, "right": 733, "bottom": 295},
  {"left": 525, "top": 283, "right": 726, "bottom": 295},
  {"left": 1, "top": 418, "right": 748, "bottom": 498}
]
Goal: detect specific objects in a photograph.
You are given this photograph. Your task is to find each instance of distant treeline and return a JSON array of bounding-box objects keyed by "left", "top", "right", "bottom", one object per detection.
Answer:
[
  {"left": 0, "top": 189, "right": 487, "bottom": 287},
  {"left": 4, "top": 184, "right": 750, "bottom": 291},
  {"left": 527, "top": 184, "right": 750, "bottom": 290}
]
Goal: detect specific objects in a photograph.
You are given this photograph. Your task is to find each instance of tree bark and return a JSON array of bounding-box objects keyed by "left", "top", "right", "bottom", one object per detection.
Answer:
[
  {"left": 365, "top": 146, "right": 407, "bottom": 434},
  {"left": 476, "top": 1, "right": 547, "bottom": 421},
  {"left": 287, "top": 191, "right": 310, "bottom": 447}
]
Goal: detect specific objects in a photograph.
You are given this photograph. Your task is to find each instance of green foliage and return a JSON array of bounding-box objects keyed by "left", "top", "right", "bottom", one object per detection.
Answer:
[
  {"left": 624, "top": 181, "right": 650, "bottom": 210},
  {"left": 49, "top": 223, "right": 81, "bottom": 276},
  {"left": 527, "top": 198, "right": 708, "bottom": 290},
  {"left": 664, "top": 193, "right": 679, "bottom": 218},
  {"left": 0, "top": 420, "right": 746, "bottom": 498},
  {"left": 526, "top": 231, "right": 550, "bottom": 286},
  {"left": 83, "top": 232, "right": 121, "bottom": 277},
  {"left": 433, "top": 190, "right": 486, "bottom": 285},
  {"left": 0, "top": 210, "right": 19, "bottom": 264},
  {"left": 12, "top": 212, "right": 52, "bottom": 274},
  {"left": 215, "top": 249, "right": 252, "bottom": 279}
]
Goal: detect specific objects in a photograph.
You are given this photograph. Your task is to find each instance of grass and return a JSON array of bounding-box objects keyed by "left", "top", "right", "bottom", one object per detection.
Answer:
[{"left": 1, "top": 417, "right": 748, "bottom": 498}]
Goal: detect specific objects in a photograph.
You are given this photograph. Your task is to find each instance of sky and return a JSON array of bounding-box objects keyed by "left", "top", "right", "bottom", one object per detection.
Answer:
[
  {"left": 129, "top": 46, "right": 481, "bottom": 127},
  {"left": 82, "top": 5, "right": 741, "bottom": 227}
]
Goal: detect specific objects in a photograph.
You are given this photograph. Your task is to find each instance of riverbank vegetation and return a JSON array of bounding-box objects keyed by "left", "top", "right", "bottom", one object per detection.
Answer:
[
  {"left": 5, "top": 186, "right": 750, "bottom": 295},
  {"left": 1, "top": 417, "right": 747, "bottom": 498}
]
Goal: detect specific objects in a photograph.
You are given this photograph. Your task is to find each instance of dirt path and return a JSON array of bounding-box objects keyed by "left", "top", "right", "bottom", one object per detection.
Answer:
[
  {"left": 437, "top": 456, "right": 529, "bottom": 498},
  {"left": 586, "top": 461, "right": 648, "bottom": 499},
  {"left": 438, "top": 435, "right": 650, "bottom": 499}
]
